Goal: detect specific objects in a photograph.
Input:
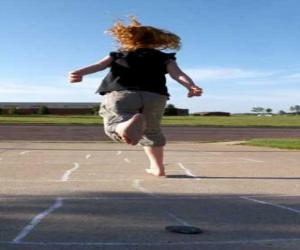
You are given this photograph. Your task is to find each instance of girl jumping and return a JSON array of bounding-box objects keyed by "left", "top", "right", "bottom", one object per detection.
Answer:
[{"left": 69, "top": 17, "right": 203, "bottom": 177}]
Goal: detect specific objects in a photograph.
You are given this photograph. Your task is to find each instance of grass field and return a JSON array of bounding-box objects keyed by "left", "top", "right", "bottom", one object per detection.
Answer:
[
  {"left": 1, "top": 115, "right": 300, "bottom": 127},
  {"left": 242, "top": 139, "right": 300, "bottom": 150}
]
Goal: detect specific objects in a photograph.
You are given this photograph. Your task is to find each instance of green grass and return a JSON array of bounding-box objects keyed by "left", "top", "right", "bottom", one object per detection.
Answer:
[
  {"left": 242, "top": 139, "right": 300, "bottom": 150},
  {"left": 1, "top": 115, "right": 300, "bottom": 127},
  {"left": 162, "top": 115, "right": 300, "bottom": 127}
]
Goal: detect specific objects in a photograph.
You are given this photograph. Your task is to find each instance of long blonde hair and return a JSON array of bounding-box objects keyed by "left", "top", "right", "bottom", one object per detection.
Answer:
[{"left": 107, "top": 17, "right": 181, "bottom": 51}]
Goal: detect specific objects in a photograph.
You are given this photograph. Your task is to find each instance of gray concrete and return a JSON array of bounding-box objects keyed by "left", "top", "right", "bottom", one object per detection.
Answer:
[{"left": 0, "top": 141, "right": 300, "bottom": 250}]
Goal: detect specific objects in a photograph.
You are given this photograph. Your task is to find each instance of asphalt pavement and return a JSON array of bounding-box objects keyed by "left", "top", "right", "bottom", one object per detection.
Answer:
[{"left": 0, "top": 141, "right": 299, "bottom": 250}]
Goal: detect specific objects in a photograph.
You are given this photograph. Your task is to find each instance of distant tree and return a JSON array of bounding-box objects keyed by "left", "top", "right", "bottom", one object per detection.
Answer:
[
  {"left": 290, "top": 105, "right": 300, "bottom": 115},
  {"left": 166, "top": 104, "right": 176, "bottom": 109},
  {"left": 265, "top": 108, "right": 272, "bottom": 114},
  {"left": 164, "top": 104, "right": 177, "bottom": 116},
  {"left": 0, "top": 108, "right": 2, "bottom": 115},
  {"left": 279, "top": 110, "right": 286, "bottom": 115},
  {"left": 290, "top": 106, "right": 295, "bottom": 114},
  {"left": 37, "top": 106, "right": 49, "bottom": 115},
  {"left": 251, "top": 107, "right": 265, "bottom": 114},
  {"left": 296, "top": 105, "right": 300, "bottom": 114},
  {"left": 8, "top": 107, "right": 20, "bottom": 115},
  {"left": 91, "top": 105, "right": 100, "bottom": 115}
]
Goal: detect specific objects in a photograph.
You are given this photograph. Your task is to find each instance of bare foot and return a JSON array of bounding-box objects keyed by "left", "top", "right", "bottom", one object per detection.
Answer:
[
  {"left": 115, "top": 114, "right": 145, "bottom": 145},
  {"left": 145, "top": 167, "right": 165, "bottom": 177}
]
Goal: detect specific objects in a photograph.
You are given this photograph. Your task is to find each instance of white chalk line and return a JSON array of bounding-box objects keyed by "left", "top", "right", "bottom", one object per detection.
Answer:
[
  {"left": 178, "top": 162, "right": 197, "bottom": 178},
  {"left": 12, "top": 198, "right": 63, "bottom": 244},
  {"left": 0, "top": 178, "right": 137, "bottom": 183},
  {"left": 19, "top": 151, "right": 30, "bottom": 155},
  {"left": 3, "top": 238, "right": 300, "bottom": 246},
  {"left": 132, "top": 179, "right": 157, "bottom": 197},
  {"left": 0, "top": 195, "right": 237, "bottom": 201},
  {"left": 0, "top": 196, "right": 196, "bottom": 202},
  {"left": 241, "top": 196, "right": 300, "bottom": 215},
  {"left": 167, "top": 152, "right": 223, "bottom": 156},
  {"left": 131, "top": 179, "right": 194, "bottom": 228},
  {"left": 181, "top": 161, "right": 240, "bottom": 164},
  {"left": 165, "top": 211, "right": 192, "bottom": 227},
  {"left": 2, "top": 194, "right": 299, "bottom": 202},
  {"left": 247, "top": 194, "right": 300, "bottom": 198},
  {"left": 182, "top": 159, "right": 263, "bottom": 164},
  {"left": 124, "top": 158, "right": 131, "bottom": 163},
  {"left": 85, "top": 154, "right": 91, "bottom": 159},
  {"left": 61, "top": 162, "right": 80, "bottom": 182},
  {"left": 239, "top": 158, "right": 264, "bottom": 163}
]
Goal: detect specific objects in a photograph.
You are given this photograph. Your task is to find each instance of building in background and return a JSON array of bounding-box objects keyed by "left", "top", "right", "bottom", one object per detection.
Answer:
[
  {"left": 0, "top": 102, "right": 190, "bottom": 116},
  {"left": 0, "top": 102, "right": 99, "bottom": 115},
  {"left": 192, "top": 112, "right": 231, "bottom": 116}
]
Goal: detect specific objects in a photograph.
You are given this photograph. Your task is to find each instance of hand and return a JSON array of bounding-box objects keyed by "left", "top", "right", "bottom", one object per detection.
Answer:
[
  {"left": 69, "top": 72, "right": 82, "bottom": 83},
  {"left": 188, "top": 85, "right": 203, "bottom": 97}
]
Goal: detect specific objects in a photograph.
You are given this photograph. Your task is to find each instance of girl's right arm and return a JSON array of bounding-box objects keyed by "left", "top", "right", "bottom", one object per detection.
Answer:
[
  {"left": 167, "top": 60, "right": 203, "bottom": 97},
  {"left": 69, "top": 55, "right": 113, "bottom": 83}
]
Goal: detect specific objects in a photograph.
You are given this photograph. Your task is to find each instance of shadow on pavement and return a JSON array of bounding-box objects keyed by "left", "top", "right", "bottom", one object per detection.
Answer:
[{"left": 0, "top": 192, "right": 300, "bottom": 250}]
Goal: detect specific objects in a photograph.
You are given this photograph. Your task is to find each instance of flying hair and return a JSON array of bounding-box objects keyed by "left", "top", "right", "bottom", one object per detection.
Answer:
[{"left": 107, "top": 16, "right": 181, "bottom": 51}]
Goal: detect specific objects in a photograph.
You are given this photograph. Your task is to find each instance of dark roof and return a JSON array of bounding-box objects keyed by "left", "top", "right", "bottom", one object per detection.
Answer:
[{"left": 0, "top": 102, "right": 99, "bottom": 109}]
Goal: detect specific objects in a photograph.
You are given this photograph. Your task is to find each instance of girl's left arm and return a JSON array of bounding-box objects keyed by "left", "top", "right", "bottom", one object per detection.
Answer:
[
  {"left": 69, "top": 55, "right": 113, "bottom": 83},
  {"left": 167, "top": 60, "right": 203, "bottom": 97}
]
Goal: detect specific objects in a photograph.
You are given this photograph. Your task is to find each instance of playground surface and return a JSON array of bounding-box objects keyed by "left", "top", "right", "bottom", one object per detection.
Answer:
[{"left": 0, "top": 141, "right": 299, "bottom": 250}]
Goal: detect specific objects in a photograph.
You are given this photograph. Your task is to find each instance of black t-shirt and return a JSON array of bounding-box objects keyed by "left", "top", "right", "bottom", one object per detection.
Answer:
[{"left": 95, "top": 48, "right": 176, "bottom": 96}]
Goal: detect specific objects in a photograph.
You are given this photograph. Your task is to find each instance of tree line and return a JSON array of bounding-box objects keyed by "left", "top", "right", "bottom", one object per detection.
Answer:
[
  {"left": 0, "top": 106, "right": 101, "bottom": 115},
  {"left": 251, "top": 105, "right": 300, "bottom": 115}
]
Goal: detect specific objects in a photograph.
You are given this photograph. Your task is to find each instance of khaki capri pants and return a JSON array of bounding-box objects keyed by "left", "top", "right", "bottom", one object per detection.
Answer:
[{"left": 99, "top": 90, "right": 168, "bottom": 146}]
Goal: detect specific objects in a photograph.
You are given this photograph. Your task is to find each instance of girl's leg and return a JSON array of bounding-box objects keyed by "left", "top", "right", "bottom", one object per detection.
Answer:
[
  {"left": 139, "top": 92, "right": 168, "bottom": 177},
  {"left": 99, "top": 91, "right": 144, "bottom": 145},
  {"left": 143, "top": 146, "right": 165, "bottom": 177},
  {"left": 115, "top": 113, "right": 145, "bottom": 145}
]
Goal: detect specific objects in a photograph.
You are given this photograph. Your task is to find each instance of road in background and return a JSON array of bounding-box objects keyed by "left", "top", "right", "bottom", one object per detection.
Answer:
[{"left": 0, "top": 125, "right": 299, "bottom": 141}]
